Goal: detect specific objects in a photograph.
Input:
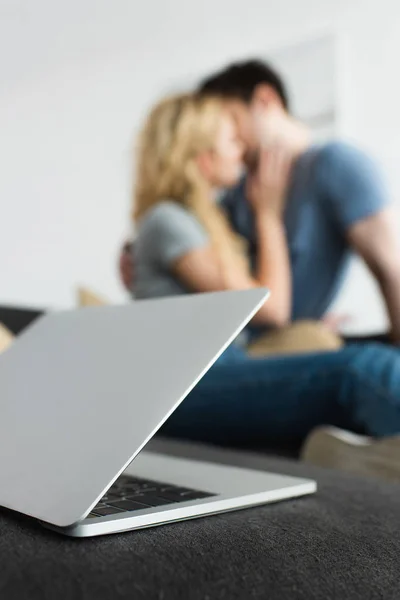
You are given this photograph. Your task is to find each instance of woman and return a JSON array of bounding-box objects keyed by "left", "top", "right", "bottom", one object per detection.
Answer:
[
  {"left": 133, "top": 93, "right": 339, "bottom": 354},
  {"left": 132, "top": 93, "right": 400, "bottom": 477},
  {"left": 133, "top": 93, "right": 292, "bottom": 329}
]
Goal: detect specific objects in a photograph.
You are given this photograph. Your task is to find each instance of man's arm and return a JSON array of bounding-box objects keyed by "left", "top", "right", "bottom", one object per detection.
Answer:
[
  {"left": 321, "top": 142, "right": 400, "bottom": 340},
  {"left": 119, "top": 241, "right": 134, "bottom": 292},
  {"left": 348, "top": 208, "right": 400, "bottom": 342}
]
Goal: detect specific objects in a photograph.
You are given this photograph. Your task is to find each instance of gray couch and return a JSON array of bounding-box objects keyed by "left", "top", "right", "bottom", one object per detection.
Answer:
[{"left": 1, "top": 438, "right": 399, "bottom": 600}]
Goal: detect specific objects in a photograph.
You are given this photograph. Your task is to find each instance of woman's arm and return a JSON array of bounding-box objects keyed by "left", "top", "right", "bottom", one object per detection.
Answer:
[
  {"left": 172, "top": 211, "right": 290, "bottom": 328},
  {"left": 171, "top": 151, "right": 291, "bottom": 327},
  {"left": 252, "top": 210, "right": 291, "bottom": 325},
  {"left": 226, "top": 148, "right": 292, "bottom": 325},
  {"left": 167, "top": 148, "right": 292, "bottom": 327}
]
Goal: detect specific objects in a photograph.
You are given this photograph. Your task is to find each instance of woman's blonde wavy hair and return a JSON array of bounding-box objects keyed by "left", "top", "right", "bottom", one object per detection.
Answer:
[{"left": 133, "top": 93, "right": 248, "bottom": 274}]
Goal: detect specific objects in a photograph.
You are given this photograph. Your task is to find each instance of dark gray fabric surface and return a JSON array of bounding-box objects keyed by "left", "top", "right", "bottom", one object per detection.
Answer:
[
  {"left": 1, "top": 438, "right": 399, "bottom": 600},
  {"left": 0, "top": 306, "right": 43, "bottom": 335}
]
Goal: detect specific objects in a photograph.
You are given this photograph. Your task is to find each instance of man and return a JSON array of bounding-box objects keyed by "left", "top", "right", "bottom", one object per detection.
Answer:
[{"left": 198, "top": 59, "right": 400, "bottom": 342}]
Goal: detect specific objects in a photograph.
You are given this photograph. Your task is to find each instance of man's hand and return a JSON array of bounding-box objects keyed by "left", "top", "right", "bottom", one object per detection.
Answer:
[
  {"left": 119, "top": 242, "right": 134, "bottom": 292},
  {"left": 247, "top": 146, "right": 291, "bottom": 216},
  {"left": 322, "top": 313, "right": 353, "bottom": 333}
]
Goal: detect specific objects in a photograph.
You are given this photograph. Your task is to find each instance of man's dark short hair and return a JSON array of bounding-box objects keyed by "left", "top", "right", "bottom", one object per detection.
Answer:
[{"left": 198, "top": 59, "right": 289, "bottom": 111}]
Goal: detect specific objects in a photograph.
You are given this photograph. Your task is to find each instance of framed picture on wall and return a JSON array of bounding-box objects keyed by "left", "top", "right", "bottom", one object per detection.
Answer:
[{"left": 268, "top": 33, "right": 337, "bottom": 141}]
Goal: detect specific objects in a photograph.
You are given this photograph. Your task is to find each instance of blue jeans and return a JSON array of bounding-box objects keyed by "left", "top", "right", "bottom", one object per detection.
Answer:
[{"left": 161, "top": 343, "right": 400, "bottom": 446}]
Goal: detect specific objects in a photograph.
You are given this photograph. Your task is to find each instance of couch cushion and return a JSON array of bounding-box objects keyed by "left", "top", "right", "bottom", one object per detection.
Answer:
[{"left": 0, "top": 322, "right": 13, "bottom": 352}]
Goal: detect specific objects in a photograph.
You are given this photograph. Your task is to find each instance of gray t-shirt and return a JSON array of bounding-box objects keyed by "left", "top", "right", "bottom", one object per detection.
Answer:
[{"left": 133, "top": 201, "right": 209, "bottom": 299}]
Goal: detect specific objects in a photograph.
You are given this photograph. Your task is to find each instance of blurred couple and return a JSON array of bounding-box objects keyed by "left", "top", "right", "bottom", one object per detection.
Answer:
[{"left": 126, "top": 59, "right": 400, "bottom": 479}]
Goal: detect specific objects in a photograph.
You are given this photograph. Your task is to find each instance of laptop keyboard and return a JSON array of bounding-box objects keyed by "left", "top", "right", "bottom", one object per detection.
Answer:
[{"left": 87, "top": 474, "right": 215, "bottom": 519}]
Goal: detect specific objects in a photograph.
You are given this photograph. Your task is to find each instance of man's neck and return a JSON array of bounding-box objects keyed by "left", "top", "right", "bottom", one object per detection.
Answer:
[
  {"left": 278, "top": 117, "right": 312, "bottom": 161},
  {"left": 247, "top": 122, "right": 312, "bottom": 177},
  {"left": 289, "top": 120, "right": 312, "bottom": 159}
]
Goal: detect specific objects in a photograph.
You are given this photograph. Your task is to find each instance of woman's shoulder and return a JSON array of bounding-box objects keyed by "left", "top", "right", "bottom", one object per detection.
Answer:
[
  {"left": 135, "top": 200, "right": 208, "bottom": 266},
  {"left": 141, "top": 200, "right": 192, "bottom": 224},
  {"left": 138, "top": 200, "right": 205, "bottom": 237}
]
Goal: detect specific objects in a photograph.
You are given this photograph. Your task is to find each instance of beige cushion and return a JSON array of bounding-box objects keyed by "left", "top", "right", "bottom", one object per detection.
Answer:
[
  {"left": 0, "top": 323, "right": 14, "bottom": 354},
  {"left": 247, "top": 320, "right": 343, "bottom": 357},
  {"left": 77, "top": 286, "right": 109, "bottom": 308}
]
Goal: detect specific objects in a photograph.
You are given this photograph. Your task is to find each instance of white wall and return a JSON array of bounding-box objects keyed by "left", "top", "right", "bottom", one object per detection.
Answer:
[{"left": 1, "top": 0, "right": 400, "bottom": 331}]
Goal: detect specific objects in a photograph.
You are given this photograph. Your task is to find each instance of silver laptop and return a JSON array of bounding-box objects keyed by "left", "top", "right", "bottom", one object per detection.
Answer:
[{"left": 0, "top": 289, "right": 316, "bottom": 537}]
